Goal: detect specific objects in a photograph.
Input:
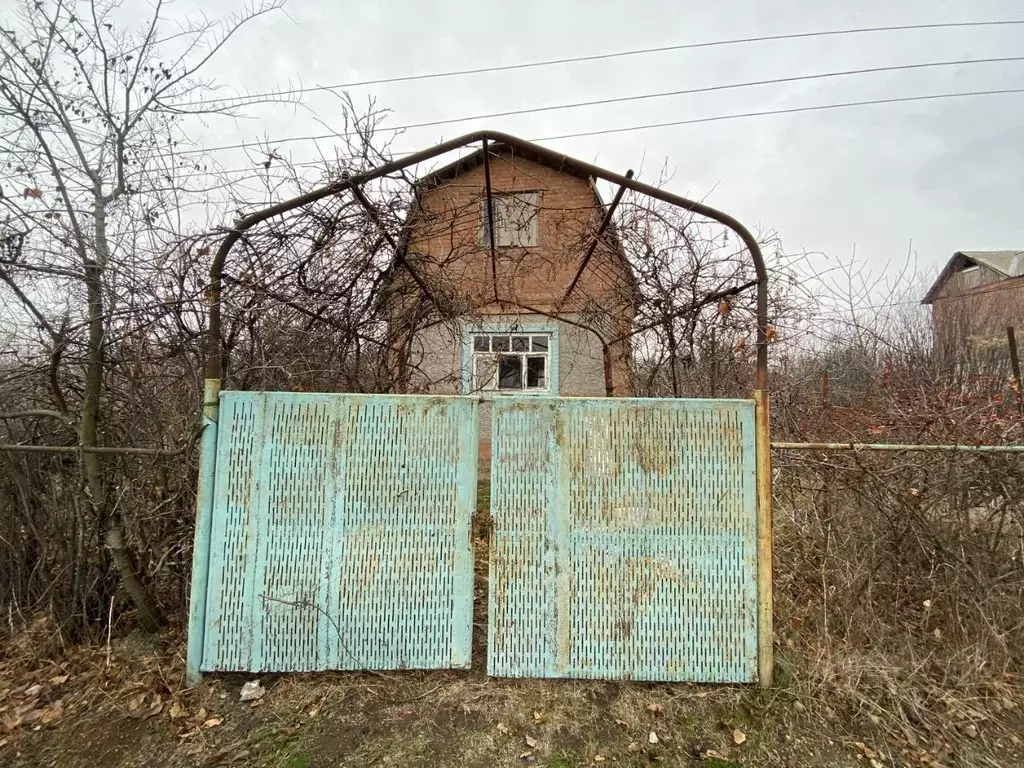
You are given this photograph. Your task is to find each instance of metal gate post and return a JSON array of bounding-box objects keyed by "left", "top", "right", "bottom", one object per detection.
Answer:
[
  {"left": 754, "top": 389, "right": 774, "bottom": 687},
  {"left": 186, "top": 378, "right": 221, "bottom": 685}
]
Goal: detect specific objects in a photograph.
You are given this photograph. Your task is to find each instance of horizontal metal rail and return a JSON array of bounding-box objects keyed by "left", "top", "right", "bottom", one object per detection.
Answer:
[
  {"left": 7, "top": 440, "right": 1021, "bottom": 456},
  {"left": 772, "top": 441, "right": 1024, "bottom": 453},
  {"left": 0, "top": 444, "right": 188, "bottom": 455}
]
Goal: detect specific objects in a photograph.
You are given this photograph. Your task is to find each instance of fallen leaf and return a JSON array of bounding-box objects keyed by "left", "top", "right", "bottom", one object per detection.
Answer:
[
  {"left": 524, "top": 735, "right": 538, "bottom": 749},
  {"left": 533, "top": 711, "right": 546, "bottom": 724},
  {"left": 49, "top": 674, "right": 69, "bottom": 686},
  {"left": 202, "top": 716, "right": 223, "bottom": 729},
  {"left": 461, "top": 703, "right": 472, "bottom": 714},
  {"left": 496, "top": 722, "right": 510, "bottom": 735},
  {"left": 128, "top": 692, "right": 147, "bottom": 712},
  {"left": 518, "top": 751, "right": 533, "bottom": 760},
  {"left": 732, "top": 728, "right": 747, "bottom": 746},
  {"left": 792, "top": 700, "right": 806, "bottom": 713},
  {"left": 706, "top": 749, "right": 729, "bottom": 760},
  {"left": 308, "top": 707, "right": 320, "bottom": 718},
  {"left": 594, "top": 755, "right": 606, "bottom": 763},
  {"left": 40, "top": 702, "right": 63, "bottom": 725},
  {"left": 24, "top": 684, "right": 43, "bottom": 699},
  {"left": 146, "top": 696, "right": 164, "bottom": 719},
  {"left": 614, "top": 718, "right": 630, "bottom": 727},
  {"left": 856, "top": 741, "right": 881, "bottom": 760},
  {"left": 646, "top": 702, "right": 664, "bottom": 714},
  {"left": 963, "top": 724, "right": 978, "bottom": 739},
  {"left": 168, "top": 701, "right": 186, "bottom": 720},
  {"left": 192, "top": 707, "right": 207, "bottom": 723},
  {"left": 648, "top": 730, "right": 659, "bottom": 745},
  {"left": 21, "top": 709, "right": 45, "bottom": 725},
  {"left": 627, "top": 742, "right": 641, "bottom": 752}
]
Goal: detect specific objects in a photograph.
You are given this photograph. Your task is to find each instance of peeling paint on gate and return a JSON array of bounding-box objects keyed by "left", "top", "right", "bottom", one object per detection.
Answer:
[
  {"left": 487, "top": 397, "right": 758, "bottom": 682},
  {"left": 197, "top": 392, "right": 477, "bottom": 673}
]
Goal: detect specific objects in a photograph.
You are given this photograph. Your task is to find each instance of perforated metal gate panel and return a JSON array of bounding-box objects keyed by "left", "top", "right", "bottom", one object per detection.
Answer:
[
  {"left": 200, "top": 393, "right": 477, "bottom": 673},
  {"left": 488, "top": 398, "right": 758, "bottom": 682}
]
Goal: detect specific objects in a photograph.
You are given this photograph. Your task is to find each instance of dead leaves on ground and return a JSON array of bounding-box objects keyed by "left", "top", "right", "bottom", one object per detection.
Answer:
[{"left": 1, "top": 674, "right": 69, "bottom": 738}]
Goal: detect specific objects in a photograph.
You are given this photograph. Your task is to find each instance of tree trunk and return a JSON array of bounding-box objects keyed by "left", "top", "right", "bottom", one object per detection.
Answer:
[
  {"left": 80, "top": 204, "right": 165, "bottom": 633},
  {"left": 105, "top": 526, "right": 164, "bottom": 633}
]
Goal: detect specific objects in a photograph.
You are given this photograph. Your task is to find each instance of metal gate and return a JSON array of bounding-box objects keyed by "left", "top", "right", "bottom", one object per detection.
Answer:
[
  {"left": 487, "top": 398, "right": 759, "bottom": 682},
  {"left": 190, "top": 392, "right": 478, "bottom": 674}
]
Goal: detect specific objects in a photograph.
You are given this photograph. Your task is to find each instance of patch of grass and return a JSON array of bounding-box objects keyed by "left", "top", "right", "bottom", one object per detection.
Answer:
[
  {"left": 705, "top": 759, "right": 740, "bottom": 768},
  {"left": 246, "top": 724, "right": 308, "bottom": 768},
  {"left": 544, "top": 753, "right": 576, "bottom": 768}
]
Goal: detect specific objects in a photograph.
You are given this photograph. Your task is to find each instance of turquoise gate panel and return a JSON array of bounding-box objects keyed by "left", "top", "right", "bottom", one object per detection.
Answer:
[
  {"left": 487, "top": 398, "right": 758, "bottom": 682},
  {"left": 200, "top": 393, "right": 477, "bottom": 673}
]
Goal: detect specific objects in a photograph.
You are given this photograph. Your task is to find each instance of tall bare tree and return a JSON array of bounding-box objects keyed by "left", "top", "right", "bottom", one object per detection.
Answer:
[{"left": 0, "top": 0, "right": 281, "bottom": 633}]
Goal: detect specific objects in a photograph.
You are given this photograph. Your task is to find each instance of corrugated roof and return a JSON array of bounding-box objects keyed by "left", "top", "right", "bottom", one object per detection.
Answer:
[
  {"left": 957, "top": 251, "right": 1024, "bottom": 277},
  {"left": 922, "top": 250, "right": 1024, "bottom": 304}
]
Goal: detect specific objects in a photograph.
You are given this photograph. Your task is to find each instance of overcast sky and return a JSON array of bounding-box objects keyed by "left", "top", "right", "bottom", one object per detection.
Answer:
[
  {"left": 165, "top": 0, "right": 1022, "bottom": 299},
  {"left": 13, "top": 0, "right": 1024, "bottom": 301}
]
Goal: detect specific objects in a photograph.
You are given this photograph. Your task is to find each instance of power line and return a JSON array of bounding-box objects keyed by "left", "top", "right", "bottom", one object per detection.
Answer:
[
  {"left": 532, "top": 87, "right": 1024, "bottom": 141},
  {"left": 168, "top": 55, "right": 1024, "bottom": 158},
  {"left": 174, "top": 86, "right": 1024, "bottom": 181},
  {"left": 175, "top": 19, "right": 1024, "bottom": 108}
]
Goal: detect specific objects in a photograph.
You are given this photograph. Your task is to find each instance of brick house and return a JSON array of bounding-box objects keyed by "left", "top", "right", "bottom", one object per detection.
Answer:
[
  {"left": 922, "top": 250, "right": 1024, "bottom": 355},
  {"left": 391, "top": 143, "right": 636, "bottom": 401}
]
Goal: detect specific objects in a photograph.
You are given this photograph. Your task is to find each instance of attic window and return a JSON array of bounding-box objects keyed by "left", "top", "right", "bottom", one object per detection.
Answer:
[
  {"left": 482, "top": 192, "right": 539, "bottom": 247},
  {"left": 961, "top": 262, "right": 979, "bottom": 273}
]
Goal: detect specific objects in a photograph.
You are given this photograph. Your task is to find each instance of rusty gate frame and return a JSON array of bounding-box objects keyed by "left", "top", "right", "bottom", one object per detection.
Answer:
[{"left": 187, "top": 131, "right": 775, "bottom": 687}]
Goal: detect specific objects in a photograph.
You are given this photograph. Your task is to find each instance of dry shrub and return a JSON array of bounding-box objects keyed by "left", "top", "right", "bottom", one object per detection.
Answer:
[{"left": 774, "top": 447, "right": 1023, "bottom": 735}]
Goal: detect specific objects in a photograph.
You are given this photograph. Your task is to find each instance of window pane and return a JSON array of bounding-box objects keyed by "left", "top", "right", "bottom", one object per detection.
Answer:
[
  {"left": 473, "top": 336, "right": 489, "bottom": 352},
  {"left": 531, "top": 335, "right": 549, "bottom": 351},
  {"left": 498, "top": 355, "right": 523, "bottom": 389},
  {"left": 511, "top": 336, "right": 529, "bottom": 352},
  {"left": 491, "top": 335, "right": 510, "bottom": 352},
  {"left": 526, "top": 356, "right": 546, "bottom": 388},
  {"left": 474, "top": 356, "right": 497, "bottom": 390},
  {"left": 493, "top": 193, "right": 539, "bottom": 247}
]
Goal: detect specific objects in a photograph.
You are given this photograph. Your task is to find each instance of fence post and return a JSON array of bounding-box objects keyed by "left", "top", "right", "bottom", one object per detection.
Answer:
[
  {"left": 754, "top": 389, "right": 774, "bottom": 687},
  {"left": 186, "top": 378, "right": 221, "bottom": 685},
  {"left": 1008, "top": 327, "right": 1024, "bottom": 417}
]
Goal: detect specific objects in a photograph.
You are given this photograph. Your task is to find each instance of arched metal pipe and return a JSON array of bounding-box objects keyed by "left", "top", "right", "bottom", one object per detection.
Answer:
[{"left": 204, "top": 130, "right": 769, "bottom": 391}]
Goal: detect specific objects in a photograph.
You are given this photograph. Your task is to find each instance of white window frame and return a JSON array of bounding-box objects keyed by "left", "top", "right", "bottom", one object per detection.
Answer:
[
  {"left": 470, "top": 332, "right": 551, "bottom": 393},
  {"left": 481, "top": 192, "right": 539, "bottom": 248}
]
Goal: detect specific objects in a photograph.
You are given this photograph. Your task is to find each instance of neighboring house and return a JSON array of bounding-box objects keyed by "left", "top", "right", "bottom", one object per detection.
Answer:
[
  {"left": 391, "top": 143, "right": 636, "bottom": 402},
  {"left": 922, "top": 250, "right": 1024, "bottom": 355}
]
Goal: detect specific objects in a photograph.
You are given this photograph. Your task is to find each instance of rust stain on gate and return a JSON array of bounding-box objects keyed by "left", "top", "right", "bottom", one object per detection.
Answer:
[{"left": 487, "top": 397, "right": 759, "bottom": 682}]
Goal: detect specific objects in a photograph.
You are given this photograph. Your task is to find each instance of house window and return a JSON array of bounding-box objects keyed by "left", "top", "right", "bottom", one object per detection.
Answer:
[
  {"left": 481, "top": 192, "right": 539, "bottom": 247},
  {"left": 471, "top": 333, "right": 551, "bottom": 392}
]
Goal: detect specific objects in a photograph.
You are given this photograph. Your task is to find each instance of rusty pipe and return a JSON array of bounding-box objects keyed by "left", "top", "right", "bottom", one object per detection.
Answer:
[{"left": 204, "top": 131, "right": 769, "bottom": 390}]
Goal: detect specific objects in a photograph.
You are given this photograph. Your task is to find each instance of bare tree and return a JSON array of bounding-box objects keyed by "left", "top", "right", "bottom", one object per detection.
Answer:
[{"left": 0, "top": 0, "right": 282, "bottom": 633}]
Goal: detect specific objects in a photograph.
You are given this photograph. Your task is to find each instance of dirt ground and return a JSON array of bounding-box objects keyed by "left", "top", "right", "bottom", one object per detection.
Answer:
[
  {"left": 1, "top": 624, "right": 1022, "bottom": 768},
  {"left": 4, "top": 487, "right": 1022, "bottom": 766}
]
